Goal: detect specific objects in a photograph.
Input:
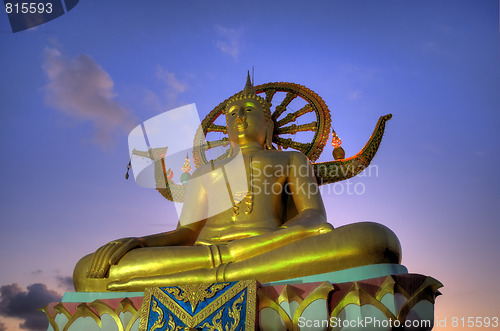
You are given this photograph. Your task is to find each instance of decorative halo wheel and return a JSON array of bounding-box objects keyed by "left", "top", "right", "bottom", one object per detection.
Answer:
[{"left": 192, "top": 82, "right": 332, "bottom": 168}]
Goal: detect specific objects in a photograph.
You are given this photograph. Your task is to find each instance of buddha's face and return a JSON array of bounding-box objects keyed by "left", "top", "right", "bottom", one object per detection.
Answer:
[{"left": 226, "top": 98, "right": 268, "bottom": 147}]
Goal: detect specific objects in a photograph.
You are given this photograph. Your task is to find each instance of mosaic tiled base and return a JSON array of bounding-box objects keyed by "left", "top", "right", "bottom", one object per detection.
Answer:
[
  {"left": 41, "top": 296, "right": 143, "bottom": 331},
  {"left": 258, "top": 274, "right": 442, "bottom": 330},
  {"left": 43, "top": 274, "right": 442, "bottom": 330}
]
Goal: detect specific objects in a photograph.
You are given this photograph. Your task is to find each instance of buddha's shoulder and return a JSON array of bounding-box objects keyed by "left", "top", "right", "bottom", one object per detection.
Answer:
[
  {"left": 190, "top": 162, "right": 216, "bottom": 177},
  {"left": 190, "top": 157, "right": 237, "bottom": 176}
]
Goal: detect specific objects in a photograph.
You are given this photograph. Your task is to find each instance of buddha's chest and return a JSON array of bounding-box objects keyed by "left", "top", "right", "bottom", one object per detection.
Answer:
[{"left": 203, "top": 156, "right": 290, "bottom": 188}]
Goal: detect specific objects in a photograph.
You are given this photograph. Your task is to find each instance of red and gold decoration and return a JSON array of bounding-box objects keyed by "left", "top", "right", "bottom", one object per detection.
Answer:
[
  {"left": 180, "top": 154, "right": 192, "bottom": 184},
  {"left": 331, "top": 129, "right": 345, "bottom": 160}
]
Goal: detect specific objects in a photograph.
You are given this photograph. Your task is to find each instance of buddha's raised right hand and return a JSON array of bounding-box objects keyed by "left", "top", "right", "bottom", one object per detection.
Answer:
[{"left": 86, "top": 237, "right": 145, "bottom": 278}]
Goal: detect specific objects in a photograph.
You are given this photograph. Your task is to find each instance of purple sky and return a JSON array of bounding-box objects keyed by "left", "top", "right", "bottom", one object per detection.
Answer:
[{"left": 1, "top": 1, "right": 499, "bottom": 330}]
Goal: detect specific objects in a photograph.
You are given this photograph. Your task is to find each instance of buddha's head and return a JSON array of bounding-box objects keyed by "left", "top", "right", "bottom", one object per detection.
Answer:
[{"left": 225, "top": 74, "right": 274, "bottom": 149}]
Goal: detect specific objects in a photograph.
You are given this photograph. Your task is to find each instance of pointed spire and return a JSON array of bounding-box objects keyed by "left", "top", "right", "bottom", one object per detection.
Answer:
[
  {"left": 243, "top": 70, "right": 256, "bottom": 94},
  {"left": 181, "top": 154, "right": 192, "bottom": 173}
]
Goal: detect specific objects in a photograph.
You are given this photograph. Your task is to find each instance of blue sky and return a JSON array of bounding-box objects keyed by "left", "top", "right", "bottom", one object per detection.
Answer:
[{"left": 1, "top": 1, "right": 499, "bottom": 330}]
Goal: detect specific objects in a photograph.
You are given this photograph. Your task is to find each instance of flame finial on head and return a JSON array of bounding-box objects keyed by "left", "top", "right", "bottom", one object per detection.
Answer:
[
  {"left": 243, "top": 70, "right": 256, "bottom": 94},
  {"left": 225, "top": 71, "right": 271, "bottom": 119}
]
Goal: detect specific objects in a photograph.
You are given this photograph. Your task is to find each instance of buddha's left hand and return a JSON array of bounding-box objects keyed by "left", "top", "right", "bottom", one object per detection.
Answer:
[{"left": 86, "top": 237, "right": 145, "bottom": 278}]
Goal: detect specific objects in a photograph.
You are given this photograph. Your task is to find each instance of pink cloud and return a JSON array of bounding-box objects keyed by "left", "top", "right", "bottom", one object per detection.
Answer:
[{"left": 43, "top": 47, "right": 135, "bottom": 145}]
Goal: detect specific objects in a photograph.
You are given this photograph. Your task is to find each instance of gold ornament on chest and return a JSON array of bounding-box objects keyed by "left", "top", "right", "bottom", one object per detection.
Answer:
[{"left": 230, "top": 156, "right": 255, "bottom": 219}]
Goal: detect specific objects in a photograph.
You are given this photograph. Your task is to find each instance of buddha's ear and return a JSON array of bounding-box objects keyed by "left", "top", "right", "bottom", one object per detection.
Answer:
[{"left": 265, "top": 119, "right": 275, "bottom": 150}]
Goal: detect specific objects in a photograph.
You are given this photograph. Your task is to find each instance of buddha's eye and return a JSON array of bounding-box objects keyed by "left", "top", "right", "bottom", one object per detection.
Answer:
[
  {"left": 246, "top": 108, "right": 252, "bottom": 112},
  {"left": 231, "top": 112, "right": 236, "bottom": 116}
]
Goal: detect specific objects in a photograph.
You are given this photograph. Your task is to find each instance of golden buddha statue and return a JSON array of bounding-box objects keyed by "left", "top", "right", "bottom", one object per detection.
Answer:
[{"left": 73, "top": 76, "right": 401, "bottom": 292}]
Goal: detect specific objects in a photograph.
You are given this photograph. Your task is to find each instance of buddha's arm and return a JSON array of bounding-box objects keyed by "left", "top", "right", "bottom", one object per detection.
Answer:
[
  {"left": 139, "top": 171, "right": 209, "bottom": 248},
  {"left": 87, "top": 175, "right": 207, "bottom": 279},
  {"left": 137, "top": 177, "right": 209, "bottom": 249},
  {"left": 281, "top": 151, "right": 329, "bottom": 228},
  {"left": 224, "top": 152, "right": 332, "bottom": 262},
  {"left": 139, "top": 226, "right": 198, "bottom": 247}
]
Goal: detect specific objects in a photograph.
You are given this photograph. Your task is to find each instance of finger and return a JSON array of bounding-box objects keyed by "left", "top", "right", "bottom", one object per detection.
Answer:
[
  {"left": 95, "top": 242, "right": 117, "bottom": 278},
  {"left": 109, "top": 239, "right": 139, "bottom": 265},
  {"left": 89, "top": 245, "right": 107, "bottom": 278},
  {"left": 87, "top": 245, "right": 107, "bottom": 278}
]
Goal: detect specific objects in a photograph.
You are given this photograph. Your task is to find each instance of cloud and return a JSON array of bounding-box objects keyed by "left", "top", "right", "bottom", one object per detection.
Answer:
[
  {"left": 144, "top": 67, "right": 189, "bottom": 112},
  {"left": 215, "top": 25, "right": 241, "bottom": 60},
  {"left": 348, "top": 90, "right": 364, "bottom": 101},
  {"left": 156, "top": 67, "right": 188, "bottom": 108},
  {"left": 0, "top": 283, "right": 61, "bottom": 331},
  {"left": 55, "top": 275, "right": 74, "bottom": 292},
  {"left": 42, "top": 47, "right": 135, "bottom": 145}
]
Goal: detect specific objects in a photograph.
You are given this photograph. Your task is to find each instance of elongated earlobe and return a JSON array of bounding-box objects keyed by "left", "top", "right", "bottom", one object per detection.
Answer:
[{"left": 265, "top": 120, "right": 275, "bottom": 150}]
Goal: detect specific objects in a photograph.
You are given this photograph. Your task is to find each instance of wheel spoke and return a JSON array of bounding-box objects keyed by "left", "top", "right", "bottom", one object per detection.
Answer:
[
  {"left": 202, "top": 138, "right": 229, "bottom": 151},
  {"left": 193, "top": 82, "right": 331, "bottom": 168},
  {"left": 277, "top": 122, "right": 317, "bottom": 135},
  {"left": 276, "top": 104, "right": 314, "bottom": 127},
  {"left": 206, "top": 124, "right": 227, "bottom": 134},
  {"left": 275, "top": 137, "right": 311, "bottom": 154},
  {"left": 264, "top": 89, "right": 277, "bottom": 104},
  {"left": 272, "top": 92, "right": 297, "bottom": 120}
]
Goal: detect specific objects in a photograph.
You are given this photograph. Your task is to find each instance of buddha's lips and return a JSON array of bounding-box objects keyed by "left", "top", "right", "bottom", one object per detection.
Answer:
[{"left": 236, "top": 122, "right": 248, "bottom": 130}]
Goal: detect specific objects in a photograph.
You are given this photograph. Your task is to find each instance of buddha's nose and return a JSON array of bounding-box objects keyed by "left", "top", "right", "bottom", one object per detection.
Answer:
[{"left": 237, "top": 108, "right": 247, "bottom": 120}]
